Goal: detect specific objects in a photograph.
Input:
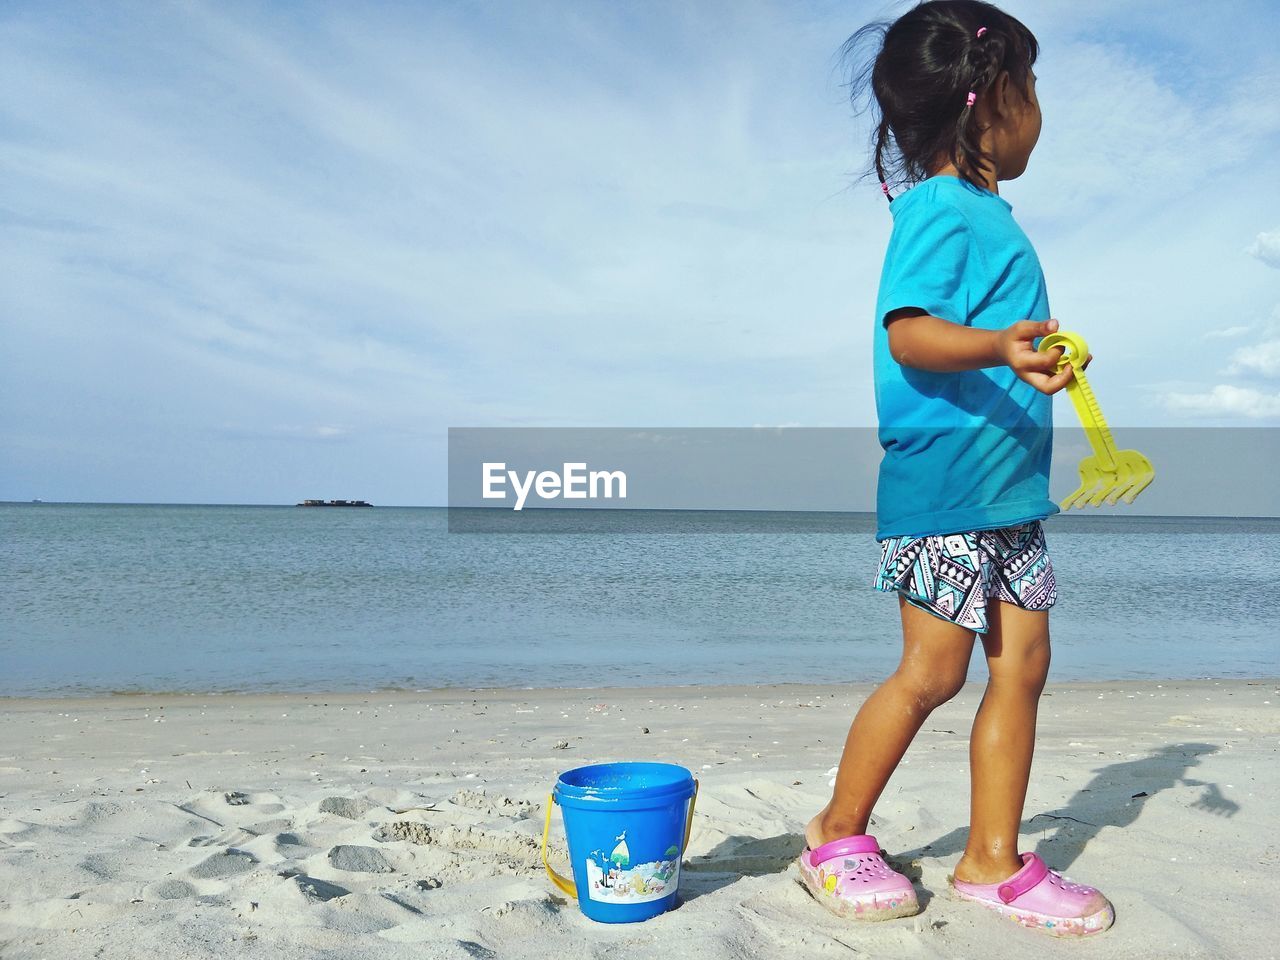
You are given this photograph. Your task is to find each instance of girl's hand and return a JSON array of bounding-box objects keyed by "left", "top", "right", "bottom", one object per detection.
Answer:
[
  {"left": 996, "top": 318, "right": 1090, "bottom": 394},
  {"left": 883, "top": 312, "right": 1092, "bottom": 375}
]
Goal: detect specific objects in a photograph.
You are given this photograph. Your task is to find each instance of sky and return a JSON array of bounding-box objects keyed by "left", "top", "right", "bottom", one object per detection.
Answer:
[{"left": 2, "top": 0, "right": 1278, "bottom": 507}]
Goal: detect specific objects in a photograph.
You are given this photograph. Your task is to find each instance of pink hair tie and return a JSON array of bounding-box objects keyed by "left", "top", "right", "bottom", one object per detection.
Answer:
[
  {"left": 880, "top": 180, "right": 891, "bottom": 196},
  {"left": 966, "top": 26, "right": 987, "bottom": 108}
]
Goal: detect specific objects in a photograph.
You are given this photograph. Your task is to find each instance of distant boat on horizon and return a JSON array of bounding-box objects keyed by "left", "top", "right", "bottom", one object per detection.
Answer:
[{"left": 296, "top": 499, "right": 373, "bottom": 507}]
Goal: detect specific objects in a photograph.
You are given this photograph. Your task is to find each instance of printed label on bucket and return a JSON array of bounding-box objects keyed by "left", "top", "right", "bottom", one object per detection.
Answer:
[{"left": 585, "top": 833, "right": 680, "bottom": 904}]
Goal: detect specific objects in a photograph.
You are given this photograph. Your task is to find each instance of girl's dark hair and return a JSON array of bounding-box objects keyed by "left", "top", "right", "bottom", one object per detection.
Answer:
[{"left": 841, "top": 0, "right": 1039, "bottom": 202}]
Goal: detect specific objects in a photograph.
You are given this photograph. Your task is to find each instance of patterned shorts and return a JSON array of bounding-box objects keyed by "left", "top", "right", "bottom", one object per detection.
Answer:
[{"left": 872, "top": 520, "right": 1057, "bottom": 634}]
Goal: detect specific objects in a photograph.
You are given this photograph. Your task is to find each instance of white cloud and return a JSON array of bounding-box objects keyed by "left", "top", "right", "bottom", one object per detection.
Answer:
[
  {"left": 1203, "top": 325, "right": 1251, "bottom": 339},
  {"left": 1162, "top": 385, "right": 1280, "bottom": 419},
  {"left": 1228, "top": 339, "right": 1280, "bottom": 378},
  {"left": 1246, "top": 230, "right": 1280, "bottom": 268},
  {"left": 3, "top": 1, "right": 1280, "bottom": 500},
  {"left": 214, "top": 422, "right": 350, "bottom": 440}
]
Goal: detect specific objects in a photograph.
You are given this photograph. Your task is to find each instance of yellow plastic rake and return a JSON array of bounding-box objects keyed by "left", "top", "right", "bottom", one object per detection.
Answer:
[{"left": 1037, "top": 331, "right": 1155, "bottom": 509}]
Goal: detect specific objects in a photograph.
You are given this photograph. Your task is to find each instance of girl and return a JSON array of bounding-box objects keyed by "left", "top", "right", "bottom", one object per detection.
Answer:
[{"left": 796, "top": 0, "right": 1113, "bottom": 938}]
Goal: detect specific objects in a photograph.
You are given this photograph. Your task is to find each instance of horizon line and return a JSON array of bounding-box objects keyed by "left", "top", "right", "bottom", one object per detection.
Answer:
[{"left": 5, "top": 501, "right": 1280, "bottom": 521}]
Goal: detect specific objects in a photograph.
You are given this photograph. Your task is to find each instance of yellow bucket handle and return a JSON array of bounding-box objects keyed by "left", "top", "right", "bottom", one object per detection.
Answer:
[
  {"left": 541, "top": 792, "right": 576, "bottom": 897},
  {"left": 541, "top": 777, "right": 700, "bottom": 899}
]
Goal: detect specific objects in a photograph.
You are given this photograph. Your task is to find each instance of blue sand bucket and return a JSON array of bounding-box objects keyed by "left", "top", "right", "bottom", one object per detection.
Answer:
[{"left": 541, "top": 762, "right": 698, "bottom": 923}]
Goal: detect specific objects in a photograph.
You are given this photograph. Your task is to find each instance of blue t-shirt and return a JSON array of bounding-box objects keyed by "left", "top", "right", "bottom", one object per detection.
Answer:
[{"left": 872, "top": 174, "right": 1058, "bottom": 540}]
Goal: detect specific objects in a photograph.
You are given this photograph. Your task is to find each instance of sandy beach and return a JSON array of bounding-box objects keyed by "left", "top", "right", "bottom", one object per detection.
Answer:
[{"left": 0, "top": 679, "right": 1275, "bottom": 959}]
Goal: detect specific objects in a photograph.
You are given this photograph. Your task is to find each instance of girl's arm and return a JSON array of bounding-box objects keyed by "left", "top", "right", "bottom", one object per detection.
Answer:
[{"left": 886, "top": 310, "right": 1084, "bottom": 394}]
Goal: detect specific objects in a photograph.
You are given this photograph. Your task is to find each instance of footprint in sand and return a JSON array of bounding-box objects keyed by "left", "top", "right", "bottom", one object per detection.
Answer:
[
  {"left": 145, "top": 878, "right": 198, "bottom": 900},
  {"left": 273, "top": 831, "right": 317, "bottom": 853},
  {"left": 448, "top": 789, "right": 534, "bottom": 819},
  {"left": 187, "top": 826, "right": 270, "bottom": 849},
  {"left": 372, "top": 820, "right": 544, "bottom": 879},
  {"left": 318, "top": 796, "right": 374, "bottom": 820},
  {"left": 277, "top": 871, "right": 351, "bottom": 903},
  {"left": 327, "top": 844, "right": 395, "bottom": 873},
  {"left": 219, "top": 791, "right": 285, "bottom": 814},
  {"left": 188, "top": 848, "right": 258, "bottom": 880}
]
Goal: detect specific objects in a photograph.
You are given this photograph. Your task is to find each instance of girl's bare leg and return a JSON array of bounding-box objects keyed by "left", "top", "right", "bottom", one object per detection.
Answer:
[
  {"left": 952, "top": 600, "right": 1051, "bottom": 883},
  {"left": 805, "top": 595, "right": 976, "bottom": 848}
]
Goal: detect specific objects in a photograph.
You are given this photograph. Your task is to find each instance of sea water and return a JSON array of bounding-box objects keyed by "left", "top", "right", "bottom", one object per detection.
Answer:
[{"left": 1, "top": 503, "right": 1276, "bottom": 696}]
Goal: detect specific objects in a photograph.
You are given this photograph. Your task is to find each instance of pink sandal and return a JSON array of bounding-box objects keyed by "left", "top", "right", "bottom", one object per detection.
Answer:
[
  {"left": 797, "top": 834, "right": 920, "bottom": 920},
  {"left": 950, "top": 852, "right": 1114, "bottom": 937}
]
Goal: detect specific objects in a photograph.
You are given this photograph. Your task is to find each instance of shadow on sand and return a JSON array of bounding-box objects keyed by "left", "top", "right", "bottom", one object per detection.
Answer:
[{"left": 679, "top": 742, "right": 1236, "bottom": 902}]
